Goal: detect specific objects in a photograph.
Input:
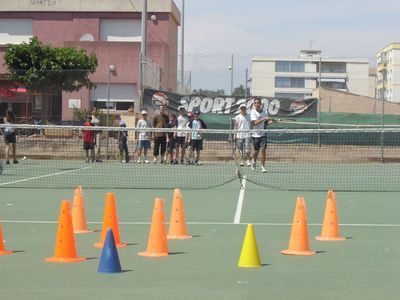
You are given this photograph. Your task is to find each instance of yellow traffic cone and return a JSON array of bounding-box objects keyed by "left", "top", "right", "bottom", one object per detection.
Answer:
[{"left": 237, "top": 224, "right": 262, "bottom": 268}]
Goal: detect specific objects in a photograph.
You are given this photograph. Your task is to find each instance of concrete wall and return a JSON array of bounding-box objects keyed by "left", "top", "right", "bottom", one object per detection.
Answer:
[
  {"left": 313, "top": 87, "right": 400, "bottom": 114},
  {"left": 251, "top": 61, "right": 274, "bottom": 96},
  {"left": 346, "top": 62, "right": 369, "bottom": 96}
]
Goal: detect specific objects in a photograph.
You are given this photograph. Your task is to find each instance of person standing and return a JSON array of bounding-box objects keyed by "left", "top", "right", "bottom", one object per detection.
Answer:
[
  {"left": 234, "top": 104, "right": 252, "bottom": 167},
  {"left": 136, "top": 110, "right": 152, "bottom": 164},
  {"left": 250, "top": 98, "right": 274, "bottom": 173},
  {"left": 83, "top": 115, "right": 95, "bottom": 163},
  {"left": 3, "top": 110, "right": 18, "bottom": 164},
  {"left": 91, "top": 108, "right": 102, "bottom": 162},
  {"left": 166, "top": 113, "right": 178, "bottom": 164},
  {"left": 152, "top": 104, "right": 169, "bottom": 163},
  {"left": 175, "top": 106, "right": 188, "bottom": 164},
  {"left": 118, "top": 120, "right": 129, "bottom": 163},
  {"left": 187, "top": 110, "right": 207, "bottom": 165}
]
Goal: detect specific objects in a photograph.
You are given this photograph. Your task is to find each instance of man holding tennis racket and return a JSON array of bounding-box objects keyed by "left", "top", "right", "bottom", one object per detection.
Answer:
[
  {"left": 250, "top": 98, "right": 275, "bottom": 173},
  {"left": 234, "top": 103, "right": 252, "bottom": 167}
]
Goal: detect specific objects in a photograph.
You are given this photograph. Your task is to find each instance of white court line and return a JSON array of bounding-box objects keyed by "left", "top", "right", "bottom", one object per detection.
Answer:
[
  {"left": 0, "top": 166, "right": 91, "bottom": 186},
  {"left": 2, "top": 220, "right": 400, "bottom": 227},
  {"left": 233, "top": 176, "right": 247, "bottom": 224}
]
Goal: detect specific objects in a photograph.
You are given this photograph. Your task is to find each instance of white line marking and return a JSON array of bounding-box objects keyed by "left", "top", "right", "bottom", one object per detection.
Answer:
[
  {"left": 3, "top": 220, "right": 400, "bottom": 227},
  {"left": 233, "top": 176, "right": 247, "bottom": 224},
  {"left": 0, "top": 166, "right": 91, "bottom": 186}
]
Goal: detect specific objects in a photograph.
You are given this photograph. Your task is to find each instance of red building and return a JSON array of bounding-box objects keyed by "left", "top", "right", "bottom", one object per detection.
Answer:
[{"left": 0, "top": 0, "right": 181, "bottom": 123}]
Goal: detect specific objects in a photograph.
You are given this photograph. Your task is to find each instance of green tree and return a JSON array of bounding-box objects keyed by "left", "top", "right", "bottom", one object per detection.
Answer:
[
  {"left": 192, "top": 88, "right": 226, "bottom": 97},
  {"left": 4, "top": 37, "right": 97, "bottom": 94},
  {"left": 232, "top": 84, "right": 251, "bottom": 97}
]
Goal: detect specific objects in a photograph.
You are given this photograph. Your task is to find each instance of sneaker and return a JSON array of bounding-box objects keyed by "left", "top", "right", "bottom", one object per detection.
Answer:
[
  {"left": 239, "top": 161, "right": 244, "bottom": 166},
  {"left": 160, "top": 160, "right": 165, "bottom": 164},
  {"left": 13, "top": 159, "right": 19, "bottom": 164},
  {"left": 198, "top": 161, "right": 203, "bottom": 165},
  {"left": 144, "top": 160, "right": 150, "bottom": 164},
  {"left": 251, "top": 162, "right": 256, "bottom": 171},
  {"left": 85, "top": 158, "right": 90, "bottom": 163},
  {"left": 95, "top": 159, "right": 102, "bottom": 163},
  {"left": 261, "top": 165, "right": 267, "bottom": 173},
  {"left": 180, "top": 160, "right": 184, "bottom": 164},
  {"left": 153, "top": 157, "right": 157, "bottom": 164},
  {"left": 247, "top": 160, "right": 252, "bottom": 167},
  {"left": 5, "top": 160, "right": 10, "bottom": 165},
  {"left": 122, "top": 160, "right": 126, "bottom": 163}
]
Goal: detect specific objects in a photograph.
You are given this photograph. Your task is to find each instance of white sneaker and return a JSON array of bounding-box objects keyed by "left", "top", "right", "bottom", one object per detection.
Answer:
[
  {"left": 251, "top": 162, "right": 256, "bottom": 171},
  {"left": 144, "top": 160, "right": 150, "bottom": 164},
  {"left": 122, "top": 160, "right": 126, "bottom": 163},
  {"left": 261, "top": 165, "right": 267, "bottom": 173},
  {"left": 136, "top": 158, "right": 141, "bottom": 164},
  {"left": 239, "top": 161, "right": 244, "bottom": 166},
  {"left": 153, "top": 157, "right": 157, "bottom": 164},
  {"left": 247, "top": 160, "right": 252, "bottom": 167}
]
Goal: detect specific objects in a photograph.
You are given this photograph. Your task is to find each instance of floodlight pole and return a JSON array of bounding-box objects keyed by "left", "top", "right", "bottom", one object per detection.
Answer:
[
  {"left": 139, "top": 0, "right": 148, "bottom": 112},
  {"left": 381, "top": 67, "right": 386, "bottom": 163},
  {"left": 180, "top": 0, "right": 185, "bottom": 94},
  {"left": 318, "top": 54, "right": 322, "bottom": 147}
]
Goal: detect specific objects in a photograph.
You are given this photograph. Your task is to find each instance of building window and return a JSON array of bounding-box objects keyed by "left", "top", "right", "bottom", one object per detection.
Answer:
[
  {"left": 320, "top": 81, "right": 347, "bottom": 89},
  {"left": 275, "top": 93, "right": 306, "bottom": 99},
  {"left": 319, "top": 62, "right": 346, "bottom": 73},
  {"left": 100, "top": 19, "right": 142, "bottom": 42},
  {"left": 33, "top": 95, "right": 42, "bottom": 111},
  {"left": 275, "top": 61, "right": 305, "bottom": 72},
  {"left": 0, "top": 19, "right": 33, "bottom": 45},
  {"left": 275, "top": 77, "right": 305, "bottom": 88}
]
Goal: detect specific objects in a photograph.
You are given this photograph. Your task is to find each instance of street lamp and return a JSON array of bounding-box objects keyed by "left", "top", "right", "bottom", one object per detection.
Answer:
[{"left": 106, "top": 64, "right": 116, "bottom": 159}]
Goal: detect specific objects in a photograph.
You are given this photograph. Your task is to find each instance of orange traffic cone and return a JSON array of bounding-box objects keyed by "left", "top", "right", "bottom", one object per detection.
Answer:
[
  {"left": 167, "top": 189, "right": 192, "bottom": 240},
  {"left": 0, "top": 223, "right": 13, "bottom": 255},
  {"left": 95, "top": 193, "right": 127, "bottom": 248},
  {"left": 45, "top": 200, "right": 86, "bottom": 262},
  {"left": 316, "top": 190, "right": 346, "bottom": 241},
  {"left": 281, "top": 197, "right": 316, "bottom": 256},
  {"left": 71, "top": 186, "right": 93, "bottom": 234},
  {"left": 138, "top": 198, "right": 168, "bottom": 257}
]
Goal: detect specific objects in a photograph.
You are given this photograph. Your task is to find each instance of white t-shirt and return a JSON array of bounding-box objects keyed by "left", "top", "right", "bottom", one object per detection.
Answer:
[
  {"left": 234, "top": 113, "right": 251, "bottom": 139},
  {"left": 250, "top": 109, "right": 268, "bottom": 138},
  {"left": 176, "top": 114, "right": 188, "bottom": 137},
  {"left": 136, "top": 119, "right": 151, "bottom": 141}
]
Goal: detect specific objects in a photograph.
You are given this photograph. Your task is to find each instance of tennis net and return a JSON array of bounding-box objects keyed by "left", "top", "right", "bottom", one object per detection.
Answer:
[{"left": 0, "top": 124, "right": 399, "bottom": 191}]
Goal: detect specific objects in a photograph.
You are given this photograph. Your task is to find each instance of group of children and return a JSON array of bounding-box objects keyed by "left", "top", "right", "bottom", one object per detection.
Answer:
[{"left": 82, "top": 105, "right": 208, "bottom": 165}]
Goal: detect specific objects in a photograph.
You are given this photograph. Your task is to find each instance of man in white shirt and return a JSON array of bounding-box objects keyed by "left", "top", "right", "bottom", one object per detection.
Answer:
[
  {"left": 250, "top": 98, "right": 274, "bottom": 173},
  {"left": 234, "top": 104, "right": 252, "bottom": 167},
  {"left": 175, "top": 106, "right": 188, "bottom": 164}
]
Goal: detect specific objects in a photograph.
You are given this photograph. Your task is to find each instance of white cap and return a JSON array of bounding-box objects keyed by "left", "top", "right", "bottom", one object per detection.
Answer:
[
  {"left": 141, "top": 110, "right": 148, "bottom": 115},
  {"left": 178, "top": 106, "right": 185, "bottom": 110},
  {"left": 239, "top": 103, "right": 247, "bottom": 109}
]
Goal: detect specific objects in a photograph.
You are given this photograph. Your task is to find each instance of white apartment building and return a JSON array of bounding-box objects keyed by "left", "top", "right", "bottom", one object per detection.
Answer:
[
  {"left": 376, "top": 43, "right": 400, "bottom": 102},
  {"left": 251, "top": 50, "right": 370, "bottom": 99}
]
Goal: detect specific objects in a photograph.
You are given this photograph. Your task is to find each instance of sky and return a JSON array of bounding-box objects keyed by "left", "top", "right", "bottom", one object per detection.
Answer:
[{"left": 174, "top": 0, "right": 400, "bottom": 93}]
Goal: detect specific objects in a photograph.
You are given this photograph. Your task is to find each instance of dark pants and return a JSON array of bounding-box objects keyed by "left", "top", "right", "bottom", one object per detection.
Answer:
[
  {"left": 153, "top": 136, "right": 166, "bottom": 157},
  {"left": 119, "top": 140, "right": 129, "bottom": 161}
]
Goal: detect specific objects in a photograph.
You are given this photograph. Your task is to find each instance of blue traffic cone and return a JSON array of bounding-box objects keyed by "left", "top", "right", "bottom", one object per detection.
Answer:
[{"left": 98, "top": 228, "right": 122, "bottom": 273}]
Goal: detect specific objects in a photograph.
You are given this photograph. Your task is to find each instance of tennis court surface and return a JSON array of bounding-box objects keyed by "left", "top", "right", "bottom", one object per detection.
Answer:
[{"left": 1, "top": 181, "right": 400, "bottom": 300}]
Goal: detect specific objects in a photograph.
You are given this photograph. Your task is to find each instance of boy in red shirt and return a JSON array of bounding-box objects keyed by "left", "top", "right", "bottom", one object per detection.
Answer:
[{"left": 83, "top": 115, "right": 95, "bottom": 163}]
